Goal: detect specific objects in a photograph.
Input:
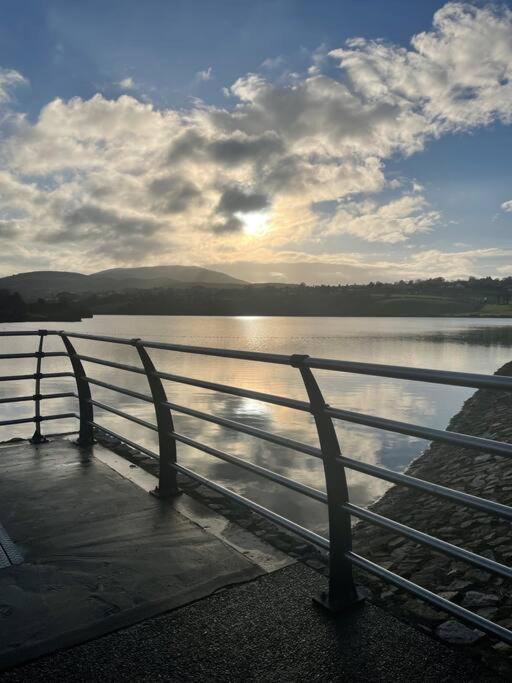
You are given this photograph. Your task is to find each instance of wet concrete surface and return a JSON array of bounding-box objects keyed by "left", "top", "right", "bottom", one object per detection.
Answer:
[
  {"left": 2, "top": 562, "right": 497, "bottom": 682},
  {"left": 0, "top": 440, "right": 262, "bottom": 670}
]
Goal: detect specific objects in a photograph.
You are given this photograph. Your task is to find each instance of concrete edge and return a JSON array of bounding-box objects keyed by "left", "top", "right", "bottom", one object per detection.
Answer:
[{"left": 93, "top": 445, "right": 294, "bottom": 574}]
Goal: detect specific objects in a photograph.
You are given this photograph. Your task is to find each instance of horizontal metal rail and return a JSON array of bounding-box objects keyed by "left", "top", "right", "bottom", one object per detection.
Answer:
[
  {"left": 327, "top": 406, "right": 512, "bottom": 459},
  {"left": 42, "top": 412, "right": 78, "bottom": 421},
  {"left": 306, "top": 357, "right": 512, "bottom": 391},
  {"left": 347, "top": 552, "right": 512, "bottom": 644},
  {"left": 338, "top": 454, "right": 512, "bottom": 521},
  {"left": 85, "top": 376, "right": 153, "bottom": 403},
  {"left": 171, "top": 430, "right": 327, "bottom": 504},
  {"left": 0, "top": 352, "right": 67, "bottom": 360},
  {"left": 86, "top": 397, "right": 158, "bottom": 432},
  {"left": 0, "top": 331, "right": 58, "bottom": 337},
  {"left": 0, "top": 412, "right": 77, "bottom": 427},
  {"left": 0, "top": 372, "right": 73, "bottom": 382},
  {"left": 0, "top": 416, "right": 36, "bottom": 426},
  {"left": 60, "top": 330, "right": 512, "bottom": 391},
  {"left": 162, "top": 398, "right": 322, "bottom": 458},
  {"left": 40, "top": 372, "right": 75, "bottom": 379},
  {"left": 157, "top": 369, "right": 310, "bottom": 412},
  {"left": 172, "top": 459, "right": 330, "bottom": 550},
  {"left": 91, "top": 421, "right": 159, "bottom": 460},
  {"left": 78, "top": 355, "right": 146, "bottom": 376},
  {"left": 90, "top": 422, "right": 329, "bottom": 547},
  {"left": 77, "top": 352, "right": 308, "bottom": 411},
  {"left": 60, "top": 331, "right": 135, "bottom": 346},
  {"left": 0, "top": 392, "right": 75, "bottom": 405},
  {"left": 40, "top": 391, "right": 77, "bottom": 400},
  {"left": 345, "top": 503, "right": 512, "bottom": 580}
]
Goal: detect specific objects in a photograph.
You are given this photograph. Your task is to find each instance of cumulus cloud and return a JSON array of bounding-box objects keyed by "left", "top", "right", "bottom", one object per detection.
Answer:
[
  {"left": 327, "top": 194, "right": 440, "bottom": 243},
  {"left": 330, "top": 2, "right": 512, "bottom": 134},
  {"left": 0, "top": 2, "right": 510, "bottom": 274},
  {"left": 501, "top": 200, "right": 512, "bottom": 212}
]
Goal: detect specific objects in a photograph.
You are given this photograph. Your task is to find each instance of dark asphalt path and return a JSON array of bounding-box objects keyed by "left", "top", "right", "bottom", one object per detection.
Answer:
[{"left": 2, "top": 563, "right": 497, "bottom": 682}]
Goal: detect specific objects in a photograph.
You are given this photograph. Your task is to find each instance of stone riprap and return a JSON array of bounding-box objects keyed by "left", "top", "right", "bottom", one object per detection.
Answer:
[{"left": 351, "top": 360, "right": 512, "bottom": 674}]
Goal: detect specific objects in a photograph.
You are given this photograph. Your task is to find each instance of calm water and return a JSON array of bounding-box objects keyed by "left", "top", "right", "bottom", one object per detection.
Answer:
[{"left": 1, "top": 315, "right": 512, "bottom": 535}]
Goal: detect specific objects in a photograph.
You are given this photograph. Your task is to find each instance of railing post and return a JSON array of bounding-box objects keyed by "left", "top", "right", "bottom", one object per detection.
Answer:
[
  {"left": 291, "top": 354, "right": 364, "bottom": 612},
  {"left": 60, "top": 332, "right": 94, "bottom": 447},
  {"left": 30, "top": 330, "right": 48, "bottom": 444},
  {"left": 134, "top": 340, "right": 179, "bottom": 499}
]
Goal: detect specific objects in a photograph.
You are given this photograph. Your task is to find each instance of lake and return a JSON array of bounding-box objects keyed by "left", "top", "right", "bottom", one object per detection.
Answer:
[{"left": 1, "top": 315, "right": 512, "bottom": 535}]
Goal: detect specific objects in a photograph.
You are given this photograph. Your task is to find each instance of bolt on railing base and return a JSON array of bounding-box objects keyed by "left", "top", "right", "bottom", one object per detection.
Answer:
[{"left": 313, "top": 587, "right": 366, "bottom": 614}]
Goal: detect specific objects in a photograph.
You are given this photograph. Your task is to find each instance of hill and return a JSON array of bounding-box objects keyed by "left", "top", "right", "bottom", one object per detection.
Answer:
[
  {"left": 92, "top": 266, "right": 246, "bottom": 286},
  {"left": 0, "top": 266, "right": 246, "bottom": 300}
]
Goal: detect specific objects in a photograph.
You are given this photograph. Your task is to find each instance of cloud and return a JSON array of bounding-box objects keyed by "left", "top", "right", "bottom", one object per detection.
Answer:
[
  {"left": 218, "top": 246, "right": 512, "bottom": 284},
  {"left": 40, "top": 203, "right": 168, "bottom": 260},
  {"left": 0, "top": 3, "right": 510, "bottom": 274},
  {"left": 217, "top": 187, "right": 269, "bottom": 215},
  {"left": 0, "top": 219, "right": 19, "bottom": 238},
  {"left": 501, "top": 200, "right": 512, "bottom": 212},
  {"left": 330, "top": 2, "right": 512, "bottom": 135},
  {"left": 208, "top": 131, "right": 284, "bottom": 166},
  {"left": 326, "top": 194, "right": 440, "bottom": 243},
  {"left": 261, "top": 56, "right": 285, "bottom": 70},
  {"left": 213, "top": 186, "right": 269, "bottom": 234},
  {"left": 117, "top": 77, "right": 135, "bottom": 90},
  {"left": 196, "top": 67, "right": 213, "bottom": 82},
  {"left": 0, "top": 67, "right": 26, "bottom": 104},
  {"left": 148, "top": 175, "right": 201, "bottom": 214}
]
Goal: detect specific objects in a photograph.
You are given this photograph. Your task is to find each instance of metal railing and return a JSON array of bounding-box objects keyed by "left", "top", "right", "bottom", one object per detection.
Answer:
[{"left": 1, "top": 328, "right": 511, "bottom": 642}]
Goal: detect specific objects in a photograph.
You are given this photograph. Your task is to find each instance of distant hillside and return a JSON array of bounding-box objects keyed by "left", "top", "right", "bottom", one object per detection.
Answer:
[
  {"left": 0, "top": 266, "right": 246, "bottom": 300},
  {"left": 93, "top": 266, "right": 246, "bottom": 286}
]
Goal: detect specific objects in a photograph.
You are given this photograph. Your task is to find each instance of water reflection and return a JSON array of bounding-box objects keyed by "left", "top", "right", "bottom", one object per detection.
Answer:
[{"left": 1, "top": 316, "right": 511, "bottom": 533}]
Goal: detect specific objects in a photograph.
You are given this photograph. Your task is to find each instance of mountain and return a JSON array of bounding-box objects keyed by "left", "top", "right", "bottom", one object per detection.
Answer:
[
  {"left": 92, "top": 266, "right": 246, "bottom": 286},
  {"left": 0, "top": 266, "right": 247, "bottom": 300}
]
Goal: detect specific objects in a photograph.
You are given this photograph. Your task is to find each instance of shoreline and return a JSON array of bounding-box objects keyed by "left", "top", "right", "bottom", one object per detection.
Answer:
[{"left": 2, "top": 313, "right": 512, "bottom": 322}]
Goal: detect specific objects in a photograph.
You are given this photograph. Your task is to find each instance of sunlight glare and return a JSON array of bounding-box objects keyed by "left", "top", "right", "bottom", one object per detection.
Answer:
[{"left": 237, "top": 210, "right": 269, "bottom": 237}]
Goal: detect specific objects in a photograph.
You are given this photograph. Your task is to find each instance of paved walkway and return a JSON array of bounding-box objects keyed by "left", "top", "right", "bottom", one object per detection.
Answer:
[{"left": 3, "top": 562, "right": 496, "bottom": 681}]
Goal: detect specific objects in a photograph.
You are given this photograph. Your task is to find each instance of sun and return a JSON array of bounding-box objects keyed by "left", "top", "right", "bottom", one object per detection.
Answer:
[{"left": 236, "top": 210, "right": 269, "bottom": 237}]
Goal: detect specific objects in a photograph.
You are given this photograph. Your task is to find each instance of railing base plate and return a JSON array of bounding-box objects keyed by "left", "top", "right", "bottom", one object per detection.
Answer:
[
  {"left": 313, "top": 587, "right": 366, "bottom": 614},
  {"left": 73, "top": 439, "right": 96, "bottom": 449},
  {"left": 150, "top": 486, "right": 182, "bottom": 500},
  {"left": 30, "top": 433, "right": 48, "bottom": 445}
]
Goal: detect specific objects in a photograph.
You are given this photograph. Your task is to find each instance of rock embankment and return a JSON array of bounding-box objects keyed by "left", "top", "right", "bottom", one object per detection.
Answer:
[{"left": 352, "top": 360, "right": 512, "bottom": 674}]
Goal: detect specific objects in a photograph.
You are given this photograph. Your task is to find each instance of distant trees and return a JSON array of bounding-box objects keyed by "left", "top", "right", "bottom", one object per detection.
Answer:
[
  {"left": 3, "top": 276, "right": 512, "bottom": 320},
  {"left": 0, "top": 289, "right": 27, "bottom": 321},
  {"left": 0, "top": 289, "right": 90, "bottom": 322}
]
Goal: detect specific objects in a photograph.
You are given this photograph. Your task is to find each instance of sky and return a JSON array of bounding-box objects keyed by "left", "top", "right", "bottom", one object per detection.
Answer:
[{"left": 0, "top": 0, "right": 511, "bottom": 284}]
